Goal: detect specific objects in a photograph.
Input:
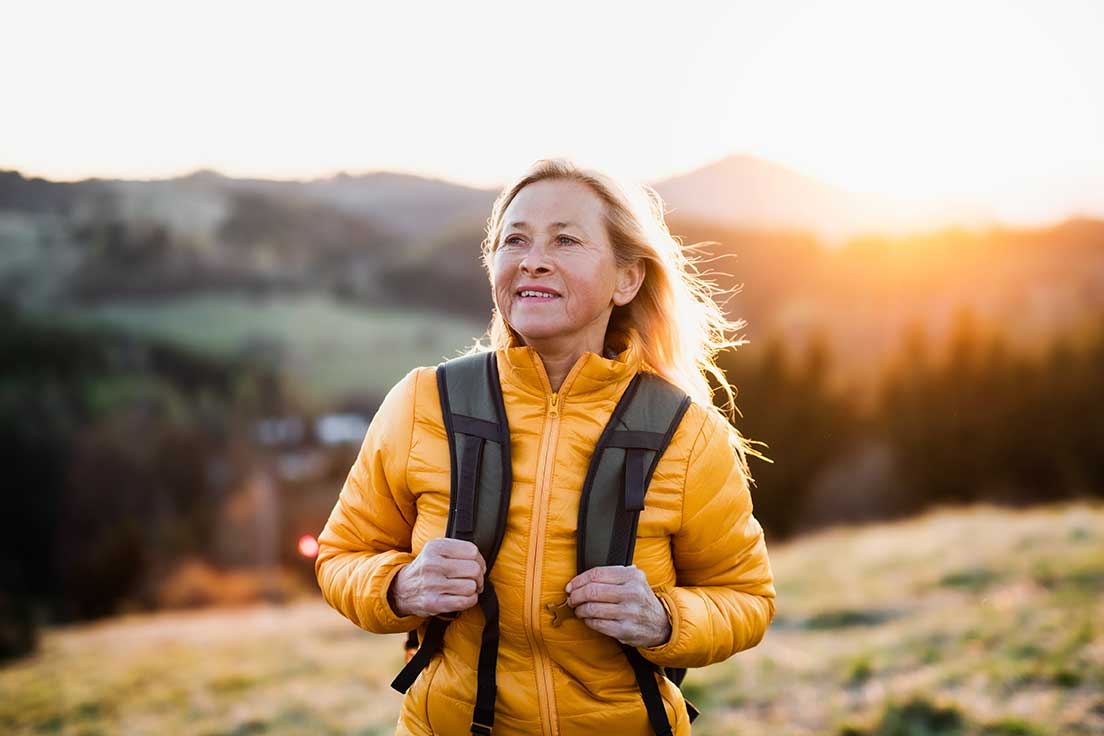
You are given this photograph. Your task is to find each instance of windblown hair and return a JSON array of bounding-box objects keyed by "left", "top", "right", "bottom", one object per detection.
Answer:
[{"left": 467, "top": 157, "right": 770, "bottom": 481}]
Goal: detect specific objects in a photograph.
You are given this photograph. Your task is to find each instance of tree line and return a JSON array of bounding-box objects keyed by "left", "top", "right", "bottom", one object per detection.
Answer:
[
  {"left": 722, "top": 305, "right": 1104, "bottom": 539},
  {"left": 2, "top": 303, "right": 1102, "bottom": 658}
]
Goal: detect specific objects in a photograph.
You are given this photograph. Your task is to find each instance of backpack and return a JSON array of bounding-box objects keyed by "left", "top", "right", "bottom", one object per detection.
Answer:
[{"left": 390, "top": 350, "right": 697, "bottom": 735}]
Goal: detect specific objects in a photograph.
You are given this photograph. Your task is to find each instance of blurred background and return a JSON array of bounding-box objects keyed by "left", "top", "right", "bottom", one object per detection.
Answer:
[{"left": 1, "top": 1, "right": 1102, "bottom": 734}]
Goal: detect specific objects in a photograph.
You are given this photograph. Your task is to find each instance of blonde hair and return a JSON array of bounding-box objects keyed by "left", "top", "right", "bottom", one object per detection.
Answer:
[{"left": 467, "top": 157, "right": 770, "bottom": 482}]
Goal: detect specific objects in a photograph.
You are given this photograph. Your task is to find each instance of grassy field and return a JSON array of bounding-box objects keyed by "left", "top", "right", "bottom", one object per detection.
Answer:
[
  {"left": 51, "top": 294, "right": 488, "bottom": 409},
  {"left": 2, "top": 501, "right": 1101, "bottom": 735}
]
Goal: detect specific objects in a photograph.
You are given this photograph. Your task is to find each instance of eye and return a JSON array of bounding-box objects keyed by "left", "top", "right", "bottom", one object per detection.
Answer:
[
  {"left": 556, "top": 235, "right": 579, "bottom": 246},
  {"left": 502, "top": 235, "right": 524, "bottom": 247}
]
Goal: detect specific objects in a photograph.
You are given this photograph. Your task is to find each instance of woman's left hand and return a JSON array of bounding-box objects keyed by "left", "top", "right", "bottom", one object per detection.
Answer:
[{"left": 565, "top": 565, "right": 671, "bottom": 648}]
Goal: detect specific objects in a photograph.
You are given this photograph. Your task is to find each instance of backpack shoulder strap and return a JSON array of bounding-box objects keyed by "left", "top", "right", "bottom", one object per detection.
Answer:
[
  {"left": 392, "top": 350, "right": 512, "bottom": 736},
  {"left": 436, "top": 351, "right": 512, "bottom": 567},
  {"left": 577, "top": 371, "right": 692, "bottom": 571},
  {"left": 577, "top": 370, "right": 693, "bottom": 736}
]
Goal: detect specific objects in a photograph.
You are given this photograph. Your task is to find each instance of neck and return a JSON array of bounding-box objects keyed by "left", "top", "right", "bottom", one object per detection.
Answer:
[
  {"left": 539, "top": 348, "right": 585, "bottom": 393},
  {"left": 524, "top": 336, "right": 606, "bottom": 393}
]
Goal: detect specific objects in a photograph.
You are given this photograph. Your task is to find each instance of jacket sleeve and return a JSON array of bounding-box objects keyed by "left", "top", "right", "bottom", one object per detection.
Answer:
[
  {"left": 638, "top": 408, "right": 777, "bottom": 668},
  {"left": 314, "top": 366, "right": 428, "bottom": 634}
]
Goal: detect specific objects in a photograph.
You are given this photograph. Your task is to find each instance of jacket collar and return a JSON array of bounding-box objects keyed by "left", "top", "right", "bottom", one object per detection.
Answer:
[{"left": 498, "top": 338, "right": 642, "bottom": 404}]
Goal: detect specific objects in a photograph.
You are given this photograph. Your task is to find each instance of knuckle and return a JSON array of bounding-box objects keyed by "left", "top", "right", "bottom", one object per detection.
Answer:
[{"left": 423, "top": 594, "right": 441, "bottom": 614}]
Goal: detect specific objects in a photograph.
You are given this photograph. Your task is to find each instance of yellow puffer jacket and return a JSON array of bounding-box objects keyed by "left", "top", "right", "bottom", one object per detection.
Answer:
[{"left": 316, "top": 340, "right": 777, "bottom": 735}]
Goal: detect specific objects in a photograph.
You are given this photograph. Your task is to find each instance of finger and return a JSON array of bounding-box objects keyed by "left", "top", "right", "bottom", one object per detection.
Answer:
[
  {"left": 566, "top": 565, "right": 630, "bottom": 593},
  {"left": 475, "top": 551, "right": 487, "bottom": 578},
  {"left": 443, "top": 558, "right": 483, "bottom": 581},
  {"left": 429, "top": 593, "right": 479, "bottom": 615},
  {"left": 438, "top": 577, "right": 479, "bottom": 597},
  {"left": 435, "top": 539, "right": 484, "bottom": 562},
  {"left": 568, "top": 582, "right": 626, "bottom": 608},
  {"left": 573, "top": 601, "right": 623, "bottom": 621},
  {"left": 580, "top": 616, "right": 624, "bottom": 641}
]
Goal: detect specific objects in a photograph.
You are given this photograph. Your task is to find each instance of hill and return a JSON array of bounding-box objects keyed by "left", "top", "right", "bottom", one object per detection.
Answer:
[
  {"left": 651, "top": 154, "right": 992, "bottom": 245},
  {"left": 1, "top": 502, "right": 1099, "bottom": 735},
  {"left": 4, "top": 165, "right": 1104, "bottom": 411}
]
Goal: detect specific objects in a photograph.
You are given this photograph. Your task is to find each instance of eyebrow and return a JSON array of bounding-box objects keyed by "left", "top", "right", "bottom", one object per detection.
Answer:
[{"left": 506, "top": 220, "right": 586, "bottom": 234}]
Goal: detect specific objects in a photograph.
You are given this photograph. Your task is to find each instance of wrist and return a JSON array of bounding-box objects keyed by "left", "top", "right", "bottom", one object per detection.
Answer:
[
  {"left": 646, "top": 590, "right": 673, "bottom": 648},
  {"left": 387, "top": 565, "right": 410, "bottom": 617},
  {"left": 645, "top": 614, "right": 671, "bottom": 648},
  {"left": 655, "top": 617, "right": 672, "bottom": 647}
]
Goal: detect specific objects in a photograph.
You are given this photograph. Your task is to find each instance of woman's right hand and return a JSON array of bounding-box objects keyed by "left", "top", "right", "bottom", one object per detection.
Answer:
[{"left": 388, "top": 538, "right": 487, "bottom": 617}]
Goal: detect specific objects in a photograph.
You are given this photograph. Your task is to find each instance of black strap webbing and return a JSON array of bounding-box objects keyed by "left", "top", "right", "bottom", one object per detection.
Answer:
[
  {"left": 391, "top": 616, "right": 449, "bottom": 693},
  {"left": 624, "top": 645, "right": 674, "bottom": 736},
  {"left": 455, "top": 436, "right": 485, "bottom": 537},
  {"left": 624, "top": 447, "right": 647, "bottom": 512},
  {"left": 452, "top": 414, "right": 503, "bottom": 441},
  {"left": 608, "top": 430, "right": 666, "bottom": 450},
  {"left": 471, "top": 580, "right": 500, "bottom": 735}
]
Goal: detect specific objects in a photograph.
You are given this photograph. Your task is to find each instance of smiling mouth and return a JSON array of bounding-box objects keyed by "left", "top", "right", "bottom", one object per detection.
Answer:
[{"left": 517, "top": 291, "right": 560, "bottom": 300}]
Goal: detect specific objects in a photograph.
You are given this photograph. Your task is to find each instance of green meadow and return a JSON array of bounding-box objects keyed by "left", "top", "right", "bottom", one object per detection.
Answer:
[
  {"left": 52, "top": 294, "right": 488, "bottom": 409},
  {"left": 2, "top": 502, "right": 1100, "bottom": 735}
]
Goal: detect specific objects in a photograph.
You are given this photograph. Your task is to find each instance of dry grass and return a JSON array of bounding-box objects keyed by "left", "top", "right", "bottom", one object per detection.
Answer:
[{"left": 2, "top": 501, "right": 1101, "bottom": 735}]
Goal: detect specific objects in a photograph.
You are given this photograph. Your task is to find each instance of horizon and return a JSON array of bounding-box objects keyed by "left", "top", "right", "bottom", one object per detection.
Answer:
[
  {"left": 7, "top": 153, "right": 1103, "bottom": 238},
  {"left": 4, "top": 0, "right": 1103, "bottom": 227}
]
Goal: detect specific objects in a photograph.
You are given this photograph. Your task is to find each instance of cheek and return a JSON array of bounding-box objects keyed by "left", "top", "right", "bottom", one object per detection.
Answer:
[
  {"left": 490, "top": 258, "right": 510, "bottom": 295},
  {"left": 575, "top": 274, "right": 615, "bottom": 310}
]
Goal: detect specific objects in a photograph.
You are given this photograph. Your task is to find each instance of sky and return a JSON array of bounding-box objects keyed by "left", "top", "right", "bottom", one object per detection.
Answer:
[{"left": 2, "top": 0, "right": 1102, "bottom": 225}]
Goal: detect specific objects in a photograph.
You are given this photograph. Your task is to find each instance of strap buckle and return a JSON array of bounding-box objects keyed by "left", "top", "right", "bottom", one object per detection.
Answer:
[{"left": 470, "top": 720, "right": 493, "bottom": 735}]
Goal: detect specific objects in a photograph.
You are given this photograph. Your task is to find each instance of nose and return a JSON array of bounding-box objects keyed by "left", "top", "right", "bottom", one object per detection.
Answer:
[{"left": 519, "top": 238, "right": 553, "bottom": 275}]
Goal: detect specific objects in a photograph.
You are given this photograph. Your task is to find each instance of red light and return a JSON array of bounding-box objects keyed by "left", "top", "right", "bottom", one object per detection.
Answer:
[{"left": 298, "top": 534, "right": 319, "bottom": 558}]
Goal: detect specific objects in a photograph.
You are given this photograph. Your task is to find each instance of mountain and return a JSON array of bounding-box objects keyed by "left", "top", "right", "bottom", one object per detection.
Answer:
[
  {"left": 3, "top": 165, "right": 1103, "bottom": 417},
  {"left": 649, "top": 154, "right": 997, "bottom": 245},
  {"left": 214, "top": 170, "right": 498, "bottom": 242},
  {"left": 1, "top": 153, "right": 1009, "bottom": 259}
]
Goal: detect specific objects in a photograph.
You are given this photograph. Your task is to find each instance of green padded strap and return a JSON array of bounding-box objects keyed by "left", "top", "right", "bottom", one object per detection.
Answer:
[
  {"left": 437, "top": 351, "right": 512, "bottom": 570},
  {"left": 577, "top": 372, "right": 692, "bottom": 572}
]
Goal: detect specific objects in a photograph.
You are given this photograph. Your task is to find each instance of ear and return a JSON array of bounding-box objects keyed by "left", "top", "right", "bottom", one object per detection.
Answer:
[{"left": 612, "top": 258, "right": 645, "bottom": 307}]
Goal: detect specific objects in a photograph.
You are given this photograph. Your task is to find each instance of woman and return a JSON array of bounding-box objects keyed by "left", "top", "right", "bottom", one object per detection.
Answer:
[{"left": 316, "top": 158, "right": 776, "bottom": 735}]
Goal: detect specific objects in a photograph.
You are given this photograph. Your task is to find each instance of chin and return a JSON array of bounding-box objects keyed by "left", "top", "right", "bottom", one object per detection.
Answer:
[
  {"left": 512, "top": 328, "right": 562, "bottom": 343},
  {"left": 508, "top": 313, "right": 558, "bottom": 336}
]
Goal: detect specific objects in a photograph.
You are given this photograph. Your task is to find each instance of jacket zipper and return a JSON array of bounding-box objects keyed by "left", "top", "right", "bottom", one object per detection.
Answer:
[
  {"left": 525, "top": 353, "right": 587, "bottom": 736},
  {"left": 527, "top": 387, "right": 561, "bottom": 736}
]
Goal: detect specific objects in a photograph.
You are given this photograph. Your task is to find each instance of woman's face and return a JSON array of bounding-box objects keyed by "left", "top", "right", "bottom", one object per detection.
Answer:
[{"left": 491, "top": 179, "right": 643, "bottom": 356}]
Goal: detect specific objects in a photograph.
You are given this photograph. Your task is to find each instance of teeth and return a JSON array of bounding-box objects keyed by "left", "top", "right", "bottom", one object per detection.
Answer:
[{"left": 520, "top": 291, "right": 556, "bottom": 298}]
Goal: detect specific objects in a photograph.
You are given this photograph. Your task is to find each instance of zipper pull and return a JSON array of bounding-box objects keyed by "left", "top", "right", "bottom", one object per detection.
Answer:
[
  {"left": 546, "top": 597, "right": 575, "bottom": 627},
  {"left": 549, "top": 392, "right": 559, "bottom": 416}
]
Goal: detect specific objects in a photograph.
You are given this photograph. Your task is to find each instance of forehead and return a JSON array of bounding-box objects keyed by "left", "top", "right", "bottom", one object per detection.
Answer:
[{"left": 503, "top": 179, "right": 606, "bottom": 233}]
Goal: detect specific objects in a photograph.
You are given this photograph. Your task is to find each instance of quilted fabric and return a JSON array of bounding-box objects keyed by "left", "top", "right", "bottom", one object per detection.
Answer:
[{"left": 316, "top": 338, "right": 776, "bottom": 735}]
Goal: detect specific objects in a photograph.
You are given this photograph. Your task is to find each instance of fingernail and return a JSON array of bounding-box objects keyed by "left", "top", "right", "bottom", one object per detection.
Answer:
[{"left": 565, "top": 582, "right": 573, "bottom": 593}]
